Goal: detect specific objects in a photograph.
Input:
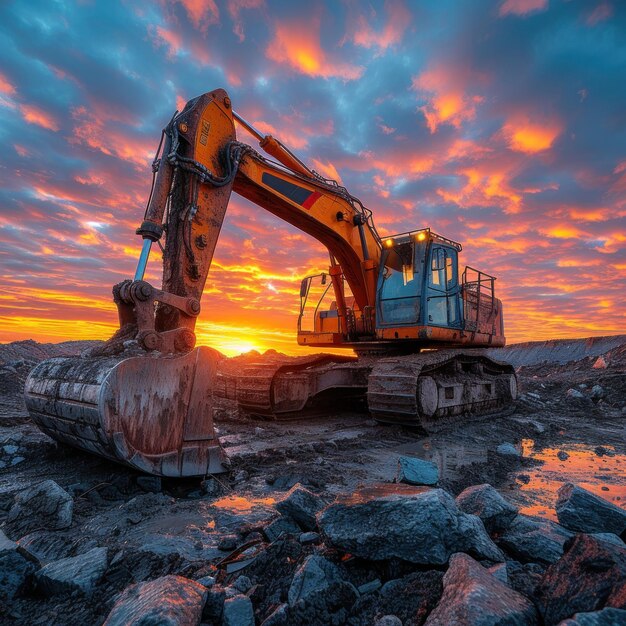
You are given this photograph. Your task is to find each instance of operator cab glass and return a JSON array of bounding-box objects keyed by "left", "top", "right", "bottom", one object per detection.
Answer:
[{"left": 376, "top": 229, "right": 462, "bottom": 329}]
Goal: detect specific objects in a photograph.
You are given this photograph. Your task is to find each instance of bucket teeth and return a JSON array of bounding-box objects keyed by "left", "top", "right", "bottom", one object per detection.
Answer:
[{"left": 24, "top": 347, "right": 228, "bottom": 477}]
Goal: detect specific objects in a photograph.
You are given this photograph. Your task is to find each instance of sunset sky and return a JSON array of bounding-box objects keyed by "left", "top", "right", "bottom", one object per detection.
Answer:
[{"left": 0, "top": 0, "right": 624, "bottom": 355}]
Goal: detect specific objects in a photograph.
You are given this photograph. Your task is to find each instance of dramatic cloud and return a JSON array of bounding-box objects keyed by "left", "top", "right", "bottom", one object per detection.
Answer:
[{"left": 0, "top": 0, "right": 624, "bottom": 354}]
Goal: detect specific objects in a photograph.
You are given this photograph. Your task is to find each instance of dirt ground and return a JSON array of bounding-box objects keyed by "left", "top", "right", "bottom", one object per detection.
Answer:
[{"left": 0, "top": 336, "right": 625, "bottom": 624}]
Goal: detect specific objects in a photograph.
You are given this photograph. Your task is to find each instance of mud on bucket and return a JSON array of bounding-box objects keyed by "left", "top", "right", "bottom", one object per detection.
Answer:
[{"left": 24, "top": 346, "right": 228, "bottom": 477}]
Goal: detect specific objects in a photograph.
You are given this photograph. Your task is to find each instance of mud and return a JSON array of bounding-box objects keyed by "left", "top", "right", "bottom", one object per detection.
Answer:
[{"left": 0, "top": 336, "right": 625, "bottom": 624}]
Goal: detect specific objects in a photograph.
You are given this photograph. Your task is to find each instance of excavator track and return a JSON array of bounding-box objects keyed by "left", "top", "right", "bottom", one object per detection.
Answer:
[
  {"left": 216, "top": 353, "right": 368, "bottom": 419},
  {"left": 24, "top": 347, "right": 228, "bottom": 477},
  {"left": 367, "top": 350, "right": 517, "bottom": 432}
]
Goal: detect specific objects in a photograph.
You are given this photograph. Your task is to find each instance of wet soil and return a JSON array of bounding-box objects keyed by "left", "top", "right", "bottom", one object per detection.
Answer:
[{"left": 0, "top": 336, "right": 625, "bottom": 624}]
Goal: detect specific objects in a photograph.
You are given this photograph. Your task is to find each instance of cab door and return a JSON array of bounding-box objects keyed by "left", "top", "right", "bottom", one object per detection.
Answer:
[{"left": 426, "top": 246, "right": 461, "bottom": 328}]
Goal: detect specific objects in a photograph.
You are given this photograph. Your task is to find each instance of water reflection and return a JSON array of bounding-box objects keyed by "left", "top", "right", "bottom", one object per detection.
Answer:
[
  {"left": 515, "top": 440, "right": 626, "bottom": 521},
  {"left": 212, "top": 494, "right": 276, "bottom": 513},
  {"left": 395, "top": 438, "right": 489, "bottom": 481}
]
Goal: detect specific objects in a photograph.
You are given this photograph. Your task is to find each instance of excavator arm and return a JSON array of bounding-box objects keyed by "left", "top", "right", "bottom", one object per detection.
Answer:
[{"left": 123, "top": 88, "right": 380, "bottom": 355}]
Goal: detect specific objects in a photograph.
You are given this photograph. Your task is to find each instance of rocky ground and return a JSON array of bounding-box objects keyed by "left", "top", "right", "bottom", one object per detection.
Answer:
[{"left": 0, "top": 336, "right": 625, "bottom": 625}]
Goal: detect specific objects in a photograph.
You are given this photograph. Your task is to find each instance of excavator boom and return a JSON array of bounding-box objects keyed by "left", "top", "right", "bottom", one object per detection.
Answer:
[{"left": 24, "top": 88, "right": 516, "bottom": 477}]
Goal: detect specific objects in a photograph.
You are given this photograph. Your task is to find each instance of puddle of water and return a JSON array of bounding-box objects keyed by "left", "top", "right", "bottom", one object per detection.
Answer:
[
  {"left": 515, "top": 440, "right": 626, "bottom": 521},
  {"left": 395, "top": 438, "right": 489, "bottom": 481},
  {"left": 212, "top": 494, "right": 276, "bottom": 513}
]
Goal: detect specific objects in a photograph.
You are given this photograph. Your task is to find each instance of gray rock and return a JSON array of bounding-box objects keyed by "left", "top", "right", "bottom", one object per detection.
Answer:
[
  {"left": 299, "top": 531, "right": 320, "bottom": 544},
  {"left": 567, "top": 388, "right": 585, "bottom": 399},
  {"left": 203, "top": 585, "right": 226, "bottom": 622},
  {"left": 288, "top": 554, "right": 344, "bottom": 606},
  {"left": 196, "top": 575, "right": 216, "bottom": 588},
  {"left": 424, "top": 553, "right": 538, "bottom": 625},
  {"left": 497, "top": 514, "right": 574, "bottom": 565},
  {"left": 375, "top": 617, "right": 403, "bottom": 626},
  {"left": 5, "top": 480, "right": 73, "bottom": 538},
  {"left": 233, "top": 575, "right": 252, "bottom": 593},
  {"left": 201, "top": 477, "right": 224, "bottom": 497},
  {"left": 358, "top": 579, "right": 382, "bottom": 594},
  {"left": 496, "top": 442, "right": 522, "bottom": 457},
  {"left": 488, "top": 562, "right": 508, "bottom": 585},
  {"left": 36, "top": 546, "right": 108, "bottom": 595},
  {"left": 3, "top": 445, "right": 19, "bottom": 455},
  {"left": 17, "top": 531, "right": 73, "bottom": 562},
  {"left": 456, "top": 484, "right": 518, "bottom": 533},
  {"left": 276, "top": 484, "right": 324, "bottom": 531},
  {"left": 591, "top": 385, "right": 605, "bottom": 399},
  {"left": 556, "top": 483, "right": 626, "bottom": 536},
  {"left": 396, "top": 455, "right": 439, "bottom": 486},
  {"left": 559, "top": 608, "right": 626, "bottom": 625},
  {"left": 318, "top": 488, "right": 504, "bottom": 565},
  {"left": 104, "top": 575, "right": 207, "bottom": 625},
  {"left": 591, "top": 533, "right": 626, "bottom": 548},
  {"left": 261, "top": 603, "right": 289, "bottom": 625},
  {"left": 557, "top": 450, "right": 570, "bottom": 461},
  {"left": 0, "top": 530, "right": 37, "bottom": 601},
  {"left": 264, "top": 515, "right": 301, "bottom": 541},
  {"left": 223, "top": 594, "right": 255, "bottom": 626}
]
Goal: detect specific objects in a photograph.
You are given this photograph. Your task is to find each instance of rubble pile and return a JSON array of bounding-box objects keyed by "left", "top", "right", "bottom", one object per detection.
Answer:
[
  {"left": 1, "top": 475, "right": 625, "bottom": 625},
  {"left": 0, "top": 335, "right": 624, "bottom": 624}
]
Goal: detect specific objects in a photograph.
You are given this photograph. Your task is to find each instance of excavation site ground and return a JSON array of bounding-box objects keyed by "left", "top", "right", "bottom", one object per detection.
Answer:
[{"left": 0, "top": 335, "right": 625, "bottom": 625}]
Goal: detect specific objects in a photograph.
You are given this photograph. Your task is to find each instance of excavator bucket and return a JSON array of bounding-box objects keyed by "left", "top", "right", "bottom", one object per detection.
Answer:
[{"left": 24, "top": 347, "right": 228, "bottom": 477}]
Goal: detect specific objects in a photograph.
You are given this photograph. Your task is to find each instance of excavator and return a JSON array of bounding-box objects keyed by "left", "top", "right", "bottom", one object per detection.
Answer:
[{"left": 24, "top": 89, "right": 517, "bottom": 477}]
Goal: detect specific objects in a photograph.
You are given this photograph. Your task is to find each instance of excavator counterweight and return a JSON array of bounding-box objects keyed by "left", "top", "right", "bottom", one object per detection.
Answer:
[{"left": 25, "top": 88, "right": 516, "bottom": 477}]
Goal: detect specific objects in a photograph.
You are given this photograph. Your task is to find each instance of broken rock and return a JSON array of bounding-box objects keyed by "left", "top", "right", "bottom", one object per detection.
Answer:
[
  {"left": 396, "top": 455, "right": 439, "bottom": 486},
  {"left": 455, "top": 483, "right": 518, "bottom": 533},
  {"left": 275, "top": 484, "right": 324, "bottom": 531},
  {"left": 5, "top": 479, "right": 73, "bottom": 539},
  {"left": 559, "top": 608, "right": 626, "bottom": 625},
  {"left": 424, "top": 553, "right": 538, "bottom": 626},
  {"left": 0, "top": 529, "right": 37, "bottom": 601},
  {"left": 36, "top": 546, "right": 108, "bottom": 596},
  {"left": 496, "top": 442, "right": 522, "bottom": 458},
  {"left": 223, "top": 594, "right": 254, "bottom": 626},
  {"left": 537, "top": 533, "right": 626, "bottom": 625},
  {"left": 318, "top": 488, "right": 504, "bottom": 565},
  {"left": 104, "top": 575, "right": 207, "bottom": 626},
  {"left": 497, "top": 514, "right": 574, "bottom": 565},
  {"left": 288, "top": 554, "right": 344, "bottom": 606},
  {"left": 556, "top": 483, "right": 626, "bottom": 536}
]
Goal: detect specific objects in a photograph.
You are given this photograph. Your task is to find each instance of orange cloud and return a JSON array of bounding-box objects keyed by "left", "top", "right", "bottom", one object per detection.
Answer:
[
  {"left": 349, "top": 1, "right": 410, "bottom": 53},
  {"left": 152, "top": 25, "right": 183, "bottom": 57},
  {"left": 499, "top": 0, "right": 548, "bottom": 17},
  {"left": 20, "top": 104, "right": 60, "bottom": 131},
  {"left": 311, "top": 158, "right": 342, "bottom": 183},
  {"left": 0, "top": 72, "right": 16, "bottom": 95},
  {"left": 412, "top": 66, "right": 482, "bottom": 133},
  {"left": 176, "top": 0, "right": 219, "bottom": 31},
  {"left": 502, "top": 117, "right": 561, "bottom": 153},
  {"left": 266, "top": 17, "right": 363, "bottom": 80}
]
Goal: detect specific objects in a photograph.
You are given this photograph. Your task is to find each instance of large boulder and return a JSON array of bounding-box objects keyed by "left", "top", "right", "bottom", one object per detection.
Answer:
[
  {"left": 456, "top": 484, "right": 518, "bottom": 533},
  {"left": 536, "top": 534, "right": 626, "bottom": 625},
  {"left": 424, "top": 553, "right": 538, "bottom": 625},
  {"left": 35, "top": 546, "right": 108, "bottom": 596},
  {"left": 5, "top": 480, "right": 73, "bottom": 539},
  {"left": 396, "top": 456, "right": 439, "bottom": 486},
  {"left": 275, "top": 484, "right": 324, "bottom": 531},
  {"left": 556, "top": 484, "right": 626, "bottom": 537},
  {"left": 0, "top": 530, "right": 37, "bottom": 601},
  {"left": 559, "top": 608, "right": 626, "bottom": 625},
  {"left": 497, "top": 514, "right": 574, "bottom": 565},
  {"left": 318, "top": 488, "right": 504, "bottom": 565},
  {"left": 104, "top": 575, "right": 207, "bottom": 626}
]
